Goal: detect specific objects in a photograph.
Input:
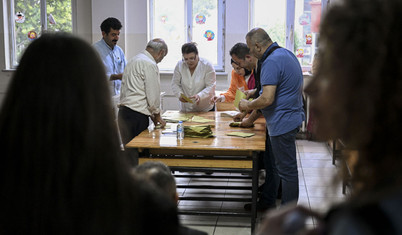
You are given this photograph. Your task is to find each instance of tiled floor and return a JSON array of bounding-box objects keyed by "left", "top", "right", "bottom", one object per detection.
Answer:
[{"left": 176, "top": 140, "right": 346, "bottom": 235}]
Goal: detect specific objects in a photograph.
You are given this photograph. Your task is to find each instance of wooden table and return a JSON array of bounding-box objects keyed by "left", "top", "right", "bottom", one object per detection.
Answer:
[{"left": 125, "top": 111, "right": 266, "bottom": 233}]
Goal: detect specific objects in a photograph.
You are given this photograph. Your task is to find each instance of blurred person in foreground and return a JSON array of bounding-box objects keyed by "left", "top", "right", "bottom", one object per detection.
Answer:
[
  {"left": 0, "top": 33, "right": 178, "bottom": 234},
  {"left": 257, "top": 0, "right": 402, "bottom": 234},
  {"left": 133, "top": 161, "right": 208, "bottom": 235}
]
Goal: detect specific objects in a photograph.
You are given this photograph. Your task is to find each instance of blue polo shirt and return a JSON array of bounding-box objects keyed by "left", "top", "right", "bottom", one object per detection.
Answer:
[{"left": 259, "top": 42, "right": 305, "bottom": 136}]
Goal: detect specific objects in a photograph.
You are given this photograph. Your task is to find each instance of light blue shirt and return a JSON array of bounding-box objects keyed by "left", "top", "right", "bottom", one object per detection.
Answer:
[
  {"left": 260, "top": 43, "right": 305, "bottom": 136},
  {"left": 93, "top": 39, "right": 126, "bottom": 96}
]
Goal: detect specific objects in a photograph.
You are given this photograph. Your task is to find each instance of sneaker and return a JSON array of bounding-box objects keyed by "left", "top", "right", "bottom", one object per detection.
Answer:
[{"left": 244, "top": 201, "right": 276, "bottom": 212}]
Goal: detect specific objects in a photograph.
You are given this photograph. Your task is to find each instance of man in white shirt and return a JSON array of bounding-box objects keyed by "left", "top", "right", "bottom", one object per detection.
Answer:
[
  {"left": 118, "top": 39, "right": 168, "bottom": 145},
  {"left": 171, "top": 42, "right": 216, "bottom": 112}
]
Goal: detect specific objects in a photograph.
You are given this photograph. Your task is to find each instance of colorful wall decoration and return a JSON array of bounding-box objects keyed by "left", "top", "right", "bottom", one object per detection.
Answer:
[
  {"left": 305, "top": 34, "right": 312, "bottom": 45},
  {"left": 296, "top": 48, "right": 304, "bottom": 58},
  {"left": 195, "top": 14, "right": 206, "bottom": 24},
  {"left": 28, "top": 30, "right": 37, "bottom": 41},
  {"left": 204, "top": 30, "right": 215, "bottom": 41},
  {"left": 15, "top": 12, "right": 25, "bottom": 23}
]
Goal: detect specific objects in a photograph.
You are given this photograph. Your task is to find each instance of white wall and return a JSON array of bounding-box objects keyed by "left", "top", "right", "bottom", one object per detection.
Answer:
[{"left": 0, "top": 0, "right": 250, "bottom": 110}]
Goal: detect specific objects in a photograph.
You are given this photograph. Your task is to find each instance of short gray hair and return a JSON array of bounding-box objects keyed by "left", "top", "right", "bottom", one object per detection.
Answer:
[
  {"left": 146, "top": 38, "right": 168, "bottom": 54},
  {"left": 246, "top": 28, "right": 272, "bottom": 47}
]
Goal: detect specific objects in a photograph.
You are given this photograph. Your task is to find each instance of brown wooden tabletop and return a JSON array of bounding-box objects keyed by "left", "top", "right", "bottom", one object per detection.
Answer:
[{"left": 125, "top": 111, "right": 266, "bottom": 156}]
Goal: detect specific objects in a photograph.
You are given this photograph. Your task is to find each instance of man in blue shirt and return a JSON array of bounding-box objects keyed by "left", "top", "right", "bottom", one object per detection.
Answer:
[
  {"left": 239, "top": 28, "right": 305, "bottom": 210},
  {"left": 93, "top": 17, "right": 126, "bottom": 97}
]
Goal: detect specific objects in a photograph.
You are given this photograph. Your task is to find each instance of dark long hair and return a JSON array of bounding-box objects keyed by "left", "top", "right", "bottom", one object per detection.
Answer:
[
  {"left": 0, "top": 33, "right": 178, "bottom": 234},
  {"left": 305, "top": 0, "right": 402, "bottom": 197}
]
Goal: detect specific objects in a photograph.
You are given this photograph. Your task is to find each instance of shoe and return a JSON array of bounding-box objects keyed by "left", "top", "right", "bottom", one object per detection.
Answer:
[{"left": 244, "top": 201, "right": 276, "bottom": 212}]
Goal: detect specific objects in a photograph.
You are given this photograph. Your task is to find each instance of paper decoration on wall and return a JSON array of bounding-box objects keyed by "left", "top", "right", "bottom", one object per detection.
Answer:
[
  {"left": 296, "top": 48, "right": 304, "bottom": 58},
  {"left": 298, "top": 13, "right": 310, "bottom": 26},
  {"left": 15, "top": 12, "right": 25, "bottom": 23},
  {"left": 28, "top": 30, "right": 37, "bottom": 41},
  {"left": 195, "top": 14, "right": 206, "bottom": 24},
  {"left": 161, "top": 15, "right": 167, "bottom": 23},
  {"left": 306, "top": 34, "right": 312, "bottom": 45},
  {"left": 204, "top": 30, "right": 215, "bottom": 41},
  {"left": 48, "top": 14, "right": 56, "bottom": 25}
]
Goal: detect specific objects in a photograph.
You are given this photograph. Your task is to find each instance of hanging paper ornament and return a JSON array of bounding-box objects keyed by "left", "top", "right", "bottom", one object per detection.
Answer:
[
  {"left": 298, "top": 13, "right": 310, "bottom": 26},
  {"left": 195, "top": 14, "right": 206, "bottom": 24},
  {"left": 161, "top": 15, "right": 167, "bottom": 23},
  {"left": 15, "top": 12, "right": 25, "bottom": 23},
  {"left": 204, "top": 30, "right": 215, "bottom": 41},
  {"left": 296, "top": 48, "right": 304, "bottom": 58},
  {"left": 28, "top": 30, "right": 37, "bottom": 41},
  {"left": 48, "top": 14, "right": 56, "bottom": 25},
  {"left": 305, "top": 34, "right": 312, "bottom": 45}
]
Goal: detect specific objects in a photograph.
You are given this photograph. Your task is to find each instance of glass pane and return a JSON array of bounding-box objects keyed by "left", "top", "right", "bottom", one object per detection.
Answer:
[
  {"left": 192, "top": 0, "right": 218, "bottom": 65},
  {"left": 14, "top": 0, "right": 41, "bottom": 62},
  {"left": 153, "top": 0, "right": 186, "bottom": 70},
  {"left": 294, "top": 0, "right": 321, "bottom": 71},
  {"left": 253, "top": 0, "right": 286, "bottom": 47},
  {"left": 46, "top": 0, "right": 72, "bottom": 33}
]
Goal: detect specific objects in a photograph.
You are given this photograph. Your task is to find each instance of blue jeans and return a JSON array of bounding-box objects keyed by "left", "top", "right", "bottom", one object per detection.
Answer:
[{"left": 261, "top": 128, "right": 299, "bottom": 206}]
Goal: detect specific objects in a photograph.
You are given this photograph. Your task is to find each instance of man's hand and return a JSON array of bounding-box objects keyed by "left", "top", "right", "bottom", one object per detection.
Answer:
[
  {"left": 240, "top": 117, "right": 254, "bottom": 128},
  {"left": 239, "top": 99, "right": 251, "bottom": 112},
  {"left": 110, "top": 73, "right": 123, "bottom": 81},
  {"left": 151, "top": 113, "right": 166, "bottom": 128},
  {"left": 244, "top": 89, "right": 256, "bottom": 99},
  {"left": 233, "top": 112, "right": 247, "bottom": 122}
]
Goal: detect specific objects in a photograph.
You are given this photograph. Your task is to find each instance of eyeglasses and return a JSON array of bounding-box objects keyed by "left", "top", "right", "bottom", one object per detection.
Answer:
[{"left": 182, "top": 55, "right": 198, "bottom": 62}]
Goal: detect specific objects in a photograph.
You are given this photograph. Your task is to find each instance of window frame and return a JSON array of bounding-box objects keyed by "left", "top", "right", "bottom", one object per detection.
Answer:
[
  {"left": 148, "top": 0, "right": 225, "bottom": 72},
  {"left": 3, "top": 0, "right": 75, "bottom": 69},
  {"left": 250, "top": 0, "right": 327, "bottom": 72}
]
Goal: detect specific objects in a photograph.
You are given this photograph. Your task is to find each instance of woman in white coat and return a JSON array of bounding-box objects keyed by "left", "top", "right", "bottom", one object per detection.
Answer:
[{"left": 171, "top": 42, "right": 216, "bottom": 112}]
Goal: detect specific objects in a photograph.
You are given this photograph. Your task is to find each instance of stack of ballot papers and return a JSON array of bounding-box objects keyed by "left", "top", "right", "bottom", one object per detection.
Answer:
[{"left": 184, "top": 125, "right": 214, "bottom": 138}]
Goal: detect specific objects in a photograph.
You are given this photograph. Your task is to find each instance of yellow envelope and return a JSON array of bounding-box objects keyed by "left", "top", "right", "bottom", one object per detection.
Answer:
[
  {"left": 180, "top": 93, "right": 193, "bottom": 103},
  {"left": 226, "top": 132, "right": 255, "bottom": 138},
  {"left": 192, "top": 115, "right": 214, "bottom": 123},
  {"left": 234, "top": 90, "right": 246, "bottom": 109}
]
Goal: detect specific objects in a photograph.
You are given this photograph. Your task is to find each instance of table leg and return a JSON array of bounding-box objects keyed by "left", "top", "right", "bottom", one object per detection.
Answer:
[{"left": 251, "top": 151, "right": 259, "bottom": 234}]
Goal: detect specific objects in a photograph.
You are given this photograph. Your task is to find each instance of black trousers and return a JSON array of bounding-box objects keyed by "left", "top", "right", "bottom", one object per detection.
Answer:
[{"left": 118, "top": 106, "right": 149, "bottom": 145}]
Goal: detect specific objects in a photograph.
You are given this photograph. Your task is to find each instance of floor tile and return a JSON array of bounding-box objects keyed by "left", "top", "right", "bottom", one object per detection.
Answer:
[
  {"left": 174, "top": 140, "right": 346, "bottom": 234},
  {"left": 214, "top": 226, "right": 251, "bottom": 235},
  {"left": 186, "top": 225, "right": 216, "bottom": 234}
]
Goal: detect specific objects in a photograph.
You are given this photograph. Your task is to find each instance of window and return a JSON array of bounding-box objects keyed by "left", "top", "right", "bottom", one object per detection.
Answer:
[
  {"left": 4, "top": 0, "right": 73, "bottom": 69},
  {"left": 149, "top": 0, "right": 225, "bottom": 71},
  {"left": 252, "top": 0, "right": 325, "bottom": 72}
]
